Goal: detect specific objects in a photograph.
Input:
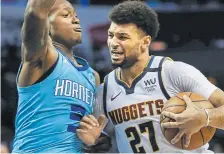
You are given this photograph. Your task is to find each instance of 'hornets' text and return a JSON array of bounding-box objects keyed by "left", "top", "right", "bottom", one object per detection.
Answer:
[{"left": 54, "top": 79, "right": 95, "bottom": 107}]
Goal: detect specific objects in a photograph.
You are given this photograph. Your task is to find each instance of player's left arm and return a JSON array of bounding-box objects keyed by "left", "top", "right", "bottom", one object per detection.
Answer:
[{"left": 161, "top": 61, "right": 224, "bottom": 147}]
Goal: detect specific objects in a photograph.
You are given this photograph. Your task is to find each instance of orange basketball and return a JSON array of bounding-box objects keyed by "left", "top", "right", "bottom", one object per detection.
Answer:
[{"left": 160, "top": 92, "right": 216, "bottom": 150}]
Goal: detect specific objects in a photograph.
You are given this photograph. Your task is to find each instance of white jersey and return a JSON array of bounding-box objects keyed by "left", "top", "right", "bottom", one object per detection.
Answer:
[{"left": 99, "top": 56, "right": 217, "bottom": 153}]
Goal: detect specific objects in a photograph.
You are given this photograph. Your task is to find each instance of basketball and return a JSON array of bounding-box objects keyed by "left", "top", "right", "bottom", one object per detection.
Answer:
[{"left": 160, "top": 92, "right": 216, "bottom": 150}]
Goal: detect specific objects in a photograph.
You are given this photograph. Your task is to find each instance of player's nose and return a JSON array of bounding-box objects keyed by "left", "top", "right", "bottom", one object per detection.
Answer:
[
  {"left": 72, "top": 16, "right": 80, "bottom": 25},
  {"left": 110, "top": 43, "right": 119, "bottom": 50},
  {"left": 110, "top": 38, "right": 119, "bottom": 49}
]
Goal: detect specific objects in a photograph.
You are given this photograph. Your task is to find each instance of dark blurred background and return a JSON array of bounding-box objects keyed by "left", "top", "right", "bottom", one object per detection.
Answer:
[{"left": 1, "top": 0, "right": 224, "bottom": 153}]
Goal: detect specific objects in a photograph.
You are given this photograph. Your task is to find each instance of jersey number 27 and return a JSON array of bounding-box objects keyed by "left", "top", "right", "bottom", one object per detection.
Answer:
[{"left": 125, "top": 121, "right": 159, "bottom": 153}]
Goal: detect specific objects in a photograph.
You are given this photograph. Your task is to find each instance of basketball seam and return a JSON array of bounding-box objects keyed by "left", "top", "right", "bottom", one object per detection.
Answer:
[
  {"left": 175, "top": 94, "right": 207, "bottom": 103},
  {"left": 175, "top": 96, "right": 184, "bottom": 101},
  {"left": 200, "top": 130, "right": 205, "bottom": 146},
  {"left": 162, "top": 105, "right": 186, "bottom": 111}
]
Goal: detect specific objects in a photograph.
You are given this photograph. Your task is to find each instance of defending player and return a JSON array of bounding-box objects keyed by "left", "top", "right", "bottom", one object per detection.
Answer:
[
  {"left": 77, "top": 1, "right": 224, "bottom": 153},
  {"left": 12, "top": 0, "right": 111, "bottom": 153}
]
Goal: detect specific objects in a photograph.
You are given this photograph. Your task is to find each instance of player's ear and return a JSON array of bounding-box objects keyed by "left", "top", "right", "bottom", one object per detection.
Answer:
[
  {"left": 144, "top": 35, "right": 151, "bottom": 47},
  {"left": 140, "top": 35, "right": 151, "bottom": 52}
]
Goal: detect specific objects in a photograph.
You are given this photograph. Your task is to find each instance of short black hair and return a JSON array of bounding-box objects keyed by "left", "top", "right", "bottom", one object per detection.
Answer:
[{"left": 109, "top": 0, "right": 160, "bottom": 39}]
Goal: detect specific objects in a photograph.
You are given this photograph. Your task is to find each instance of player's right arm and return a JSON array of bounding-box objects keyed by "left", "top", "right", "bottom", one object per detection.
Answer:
[
  {"left": 161, "top": 61, "right": 224, "bottom": 147},
  {"left": 18, "top": 0, "right": 58, "bottom": 87}
]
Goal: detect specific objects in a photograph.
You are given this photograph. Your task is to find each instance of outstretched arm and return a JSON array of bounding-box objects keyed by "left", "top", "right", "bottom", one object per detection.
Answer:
[
  {"left": 18, "top": 0, "right": 58, "bottom": 86},
  {"left": 22, "top": 0, "right": 56, "bottom": 62}
]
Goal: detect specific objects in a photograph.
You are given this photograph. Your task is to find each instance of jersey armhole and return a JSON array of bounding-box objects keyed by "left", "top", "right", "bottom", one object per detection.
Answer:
[
  {"left": 158, "top": 57, "right": 171, "bottom": 100},
  {"left": 33, "top": 55, "right": 59, "bottom": 85},
  {"left": 103, "top": 75, "right": 109, "bottom": 118},
  {"left": 16, "top": 52, "right": 61, "bottom": 92}
]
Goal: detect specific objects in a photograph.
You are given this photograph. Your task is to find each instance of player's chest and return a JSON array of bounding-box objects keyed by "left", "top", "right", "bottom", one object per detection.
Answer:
[
  {"left": 106, "top": 85, "right": 167, "bottom": 126},
  {"left": 106, "top": 87, "right": 168, "bottom": 124},
  {"left": 107, "top": 75, "right": 167, "bottom": 108}
]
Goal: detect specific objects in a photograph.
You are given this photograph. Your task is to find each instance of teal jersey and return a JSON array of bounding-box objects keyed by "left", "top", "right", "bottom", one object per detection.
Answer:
[{"left": 12, "top": 49, "right": 96, "bottom": 153}]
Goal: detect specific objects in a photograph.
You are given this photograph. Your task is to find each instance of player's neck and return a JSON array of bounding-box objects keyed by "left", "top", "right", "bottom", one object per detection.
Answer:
[
  {"left": 53, "top": 42, "right": 81, "bottom": 66},
  {"left": 53, "top": 42, "right": 73, "bottom": 57},
  {"left": 120, "top": 55, "right": 151, "bottom": 87}
]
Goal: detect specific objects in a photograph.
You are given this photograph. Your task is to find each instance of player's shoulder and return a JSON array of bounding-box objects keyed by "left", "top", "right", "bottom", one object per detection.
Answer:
[
  {"left": 163, "top": 60, "right": 196, "bottom": 70},
  {"left": 162, "top": 59, "right": 201, "bottom": 77}
]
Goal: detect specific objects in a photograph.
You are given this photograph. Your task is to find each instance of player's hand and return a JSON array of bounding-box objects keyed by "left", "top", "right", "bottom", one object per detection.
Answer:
[
  {"left": 161, "top": 95, "right": 207, "bottom": 147},
  {"left": 84, "top": 135, "right": 112, "bottom": 153},
  {"left": 77, "top": 114, "right": 107, "bottom": 146}
]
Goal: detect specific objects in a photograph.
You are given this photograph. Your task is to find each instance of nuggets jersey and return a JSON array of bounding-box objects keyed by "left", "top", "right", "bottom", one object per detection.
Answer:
[
  {"left": 103, "top": 56, "right": 210, "bottom": 153},
  {"left": 13, "top": 49, "right": 96, "bottom": 153}
]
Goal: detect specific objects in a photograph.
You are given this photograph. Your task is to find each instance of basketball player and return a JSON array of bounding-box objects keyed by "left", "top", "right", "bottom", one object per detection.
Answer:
[
  {"left": 77, "top": 1, "right": 224, "bottom": 153},
  {"left": 12, "top": 0, "right": 111, "bottom": 153}
]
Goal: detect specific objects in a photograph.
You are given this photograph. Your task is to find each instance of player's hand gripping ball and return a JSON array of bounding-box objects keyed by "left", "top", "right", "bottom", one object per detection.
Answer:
[{"left": 160, "top": 92, "right": 216, "bottom": 150}]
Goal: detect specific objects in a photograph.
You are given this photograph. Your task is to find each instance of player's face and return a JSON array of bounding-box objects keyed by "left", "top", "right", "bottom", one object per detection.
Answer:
[
  {"left": 107, "top": 22, "right": 146, "bottom": 69},
  {"left": 49, "top": 0, "right": 82, "bottom": 47}
]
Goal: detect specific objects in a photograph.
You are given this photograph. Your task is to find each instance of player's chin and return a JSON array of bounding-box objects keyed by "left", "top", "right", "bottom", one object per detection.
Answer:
[
  {"left": 72, "top": 36, "right": 82, "bottom": 45},
  {"left": 111, "top": 60, "right": 123, "bottom": 68}
]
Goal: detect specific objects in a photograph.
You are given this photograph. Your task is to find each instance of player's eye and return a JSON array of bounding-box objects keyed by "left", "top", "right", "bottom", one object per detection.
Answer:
[
  {"left": 108, "top": 34, "right": 113, "bottom": 38},
  {"left": 63, "top": 14, "right": 69, "bottom": 18},
  {"left": 118, "top": 35, "right": 128, "bottom": 40}
]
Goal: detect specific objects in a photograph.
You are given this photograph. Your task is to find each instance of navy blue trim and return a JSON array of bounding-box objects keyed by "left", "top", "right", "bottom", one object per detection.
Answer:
[
  {"left": 17, "top": 52, "right": 59, "bottom": 86},
  {"left": 158, "top": 57, "right": 171, "bottom": 100},
  {"left": 71, "top": 105, "right": 86, "bottom": 116},
  {"left": 57, "top": 48, "right": 89, "bottom": 71},
  {"left": 103, "top": 76, "right": 109, "bottom": 118},
  {"left": 147, "top": 55, "right": 155, "bottom": 68},
  {"left": 144, "top": 67, "right": 162, "bottom": 72},
  {"left": 70, "top": 113, "right": 82, "bottom": 121},
  {"left": 58, "top": 49, "right": 96, "bottom": 91},
  {"left": 115, "top": 56, "right": 155, "bottom": 95},
  {"left": 67, "top": 125, "right": 77, "bottom": 133},
  {"left": 33, "top": 54, "right": 59, "bottom": 84},
  {"left": 74, "top": 56, "right": 89, "bottom": 71}
]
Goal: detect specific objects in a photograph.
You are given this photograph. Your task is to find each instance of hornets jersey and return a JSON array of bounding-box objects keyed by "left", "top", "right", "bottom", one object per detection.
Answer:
[
  {"left": 103, "top": 56, "right": 210, "bottom": 153},
  {"left": 13, "top": 49, "right": 96, "bottom": 153}
]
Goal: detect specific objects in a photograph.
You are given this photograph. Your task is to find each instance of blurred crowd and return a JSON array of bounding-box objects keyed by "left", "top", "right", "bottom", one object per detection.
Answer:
[{"left": 1, "top": 0, "right": 224, "bottom": 153}]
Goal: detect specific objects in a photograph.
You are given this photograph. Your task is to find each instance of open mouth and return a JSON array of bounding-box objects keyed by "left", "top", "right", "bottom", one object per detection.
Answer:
[
  {"left": 111, "top": 51, "right": 123, "bottom": 55},
  {"left": 111, "top": 51, "right": 123, "bottom": 60},
  {"left": 74, "top": 28, "right": 82, "bottom": 32}
]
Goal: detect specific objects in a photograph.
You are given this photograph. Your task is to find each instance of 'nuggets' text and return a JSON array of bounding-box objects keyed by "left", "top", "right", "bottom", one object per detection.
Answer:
[{"left": 108, "top": 99, "right": 164, "bottom": 125}]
